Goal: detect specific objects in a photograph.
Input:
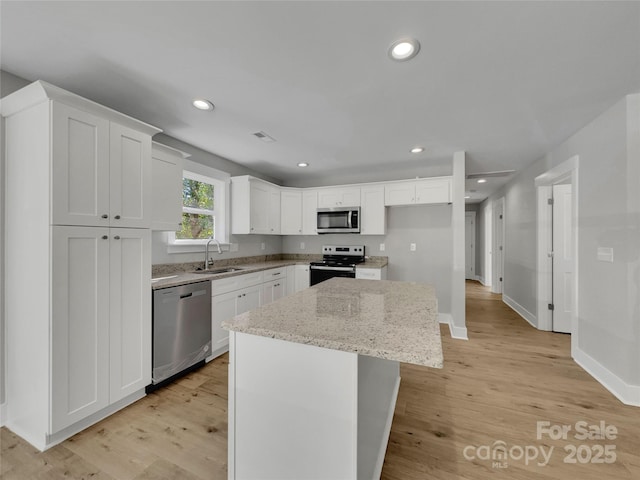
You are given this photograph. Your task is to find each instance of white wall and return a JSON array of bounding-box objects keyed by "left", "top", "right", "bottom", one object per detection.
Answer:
[
  {"left": 1, "top": 70, "right": 32, "bottom": 408},
  {"left": 152, "top": 232, "right": 282, "bottom": 265},
  {"left": 282, "top": 205, "right": 453, "bottom": 314},
  {"left": 483, "top": 94, "right": 640, "bottom": 395}
]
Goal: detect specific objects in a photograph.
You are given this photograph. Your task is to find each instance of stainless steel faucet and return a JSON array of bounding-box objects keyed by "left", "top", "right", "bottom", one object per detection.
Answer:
[{"left": 204, "top": 237, "right": 223, "bottom": 270}]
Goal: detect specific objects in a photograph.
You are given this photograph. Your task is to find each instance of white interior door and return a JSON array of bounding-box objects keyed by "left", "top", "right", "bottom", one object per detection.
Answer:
[
  {"left": 492, "top": 199, "right": 505, "bottom": 294},
  {"left": 465, "top": 212, "right": 475, "bottom": 280},
  {"left": 552, "top": 184, "right": 573, "bottom": 333},
  {"left": 483, "top": 203, "right": 492, "bottom": 287}
]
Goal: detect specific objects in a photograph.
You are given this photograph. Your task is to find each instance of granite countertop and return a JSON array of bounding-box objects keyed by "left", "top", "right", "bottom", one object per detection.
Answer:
[
  {"left": 151, "top": 259, "right": 309, "bottom": 290},
  {"left": 223, "top": 277, "right": 443, "bottom": 368},
  {"left": 151, "top": 255, "right": 389, "bottom": 290}
]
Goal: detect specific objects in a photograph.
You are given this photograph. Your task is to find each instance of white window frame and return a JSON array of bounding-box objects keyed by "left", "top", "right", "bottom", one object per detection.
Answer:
[{"left": 167, "top": 160, "right": 230, "bottom": 253}]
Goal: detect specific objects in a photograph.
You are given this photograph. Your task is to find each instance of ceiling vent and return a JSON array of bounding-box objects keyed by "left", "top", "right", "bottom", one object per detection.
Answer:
[
  {"left": 466, "top": 170, "right": 515, "bottom": 179},
  {"left": 253, "top": 131, "right": 276, "bottom": 143}
]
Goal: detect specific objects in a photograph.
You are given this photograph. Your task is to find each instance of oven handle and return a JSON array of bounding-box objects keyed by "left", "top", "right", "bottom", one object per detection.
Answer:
[{"left": 310, "top": 265, "right": 355, "bottom": 272}]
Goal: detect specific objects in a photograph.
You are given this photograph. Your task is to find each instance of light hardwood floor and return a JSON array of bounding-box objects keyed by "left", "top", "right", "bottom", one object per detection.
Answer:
[{"left": 1, "top": 280, "right": 639, "bottom": 479}]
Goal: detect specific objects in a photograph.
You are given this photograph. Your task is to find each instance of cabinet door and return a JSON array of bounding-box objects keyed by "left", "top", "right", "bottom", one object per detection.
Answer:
[
  {"left": 302, "top": 190, "right": 318, "bottom": 235},
  {"left": 384, "top": 182, "right": 415, "bottom": 206},
  {"left": 317, "top": 189, "right": 342, "bottom": 208},
  {"left": 340, "top": 187, "right": 361, "bottom": 207},
  {"left": 51, "top": 102, "right": 110, "bottom": 227},
  {"left": 51, "top": 226, "right": 110, "bottom": 432},
  {"left": 110, "top": 123, "right": 152, "bottom": 228},
  {"left": 268, "top": 188, "right": 281, "bottom": 234},
  {"left": 281, "top": 190, "right": 302, "bottom": 235},
  {"left": 414, "top": 177, "right": 452, "bottom": 204},
  {"left": 109, "top": 228, "right": 151, "bottom": 403},
  {"left": 294, "top": 265, "right": 310, "bottom": 292},
  {"left": 262, "top": 279, "right": 285, "bottom": 306},
  {"left": 151, "top": 146, "right": 183, "bottom": 230},
  {"left": 239, "top": 284, "right": 261, "bottom": 313},
  {"left": 211, "top": 290, "right": 239, "bottom": 355},
  {"left": 249, "top": 182, "right": 270, "bottom": 233},
  {"left": 360, "top": 186, "right": 386, "bottom": 235}
]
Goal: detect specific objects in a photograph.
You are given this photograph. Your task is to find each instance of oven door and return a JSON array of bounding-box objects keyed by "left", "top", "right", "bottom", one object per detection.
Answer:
[{"left": 310, "top": 265, "right": 356, "bottom": 286}]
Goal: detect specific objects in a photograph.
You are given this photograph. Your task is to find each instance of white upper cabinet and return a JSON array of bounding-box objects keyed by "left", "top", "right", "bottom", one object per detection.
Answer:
[
  {"left": 51, "top": 102, "right": 110, "bottom": 227},
  {"left": 151, "top": 142, "right": 189, "bottom": 231},
  {"left": 281, "top": 189, "right": 303, "bottom": 235},
  {"left": 317, "top": 187, "right": 361, "bottom": 208},
  {"left": 360, "top": 185, "right": 386, "bottom": 235},
  {"left": 50, "top": 101, "right": 154, "bottom": 228},
  {"left": 231, "top": 176, "right": 281, "bottom": 234},
  {"left": 109, "top": 123, "right": 152, "bottom": 228},
  {"left": 302, "top": 190, "right": 318, "bottom": 235},
  {"left": 385, "top": 177, "right": 452, "bottom": 206}
]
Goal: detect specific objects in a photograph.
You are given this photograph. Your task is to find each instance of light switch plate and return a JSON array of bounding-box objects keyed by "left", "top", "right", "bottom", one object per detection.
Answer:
[
  {"left": 300, "top": 242, "right": 305, "bottom": 250},
  {"left": 261, "top": 242, "right": 265, "bottom": 251},
  {"left": 230, "top": 243, "right": 239, "bottom": 252},
  {"left": 379, "top": 243, "right": 385, "bottom": 252},
  {"left": 597, "top": 247, "right": 613, "bottom": 262},
  {"left": 410, "top": 243, "right": 417, "bottom": 252}
]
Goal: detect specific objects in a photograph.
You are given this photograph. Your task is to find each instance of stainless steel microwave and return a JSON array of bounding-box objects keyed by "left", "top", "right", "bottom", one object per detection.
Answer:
[{"left": 317, "top": 207, "right": 360, "bottom": 234}]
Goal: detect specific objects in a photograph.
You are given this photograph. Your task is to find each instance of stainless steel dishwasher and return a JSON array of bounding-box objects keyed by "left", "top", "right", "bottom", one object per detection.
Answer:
[{"left": 151, "top": 281, "right": 211, "bottom": 388}]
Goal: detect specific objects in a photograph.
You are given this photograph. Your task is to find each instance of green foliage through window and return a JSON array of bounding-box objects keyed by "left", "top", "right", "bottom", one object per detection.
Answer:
[{"left": 176, "top": 177, "right": 215, "bottom": 239}]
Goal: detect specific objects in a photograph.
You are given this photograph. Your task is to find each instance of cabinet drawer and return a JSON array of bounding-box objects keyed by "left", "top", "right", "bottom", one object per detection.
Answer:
[
  {"left": 263, "top": 267, "right": 287, "bottom": 280},
  {"left": 211, "top": 271, "right": 264, "bottom": 295},
  {"left": 355, "top": 268, "right": 382, "bottom": 280}
]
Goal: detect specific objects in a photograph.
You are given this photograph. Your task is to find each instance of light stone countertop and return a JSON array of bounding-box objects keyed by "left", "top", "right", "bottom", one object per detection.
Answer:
[
  {"left": 222, "top": 277, "right": 443, "bottom": 368},
  {"left": 151, "top": 255, "right": 388, "bottom": 290},
  {"left": 151, "top": 260, "right": 309, "bottom": 290}
]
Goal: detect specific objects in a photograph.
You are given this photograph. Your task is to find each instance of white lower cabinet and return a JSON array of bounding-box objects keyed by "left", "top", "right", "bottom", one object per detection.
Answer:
[
  {"left": 294, "top": 264, "right": 310, "bottom": 292},
  {"left": 211, "top": 284, "right": 261, "bottom": 357},
  {"left": 49, "top": 226, "right": 151, "bottom": 440},
  {"left": 210, "top": 272, "right": 265, "bottom": 359},
  {"left": 262, "top": 279, "right": 286, "bottom": 305}
]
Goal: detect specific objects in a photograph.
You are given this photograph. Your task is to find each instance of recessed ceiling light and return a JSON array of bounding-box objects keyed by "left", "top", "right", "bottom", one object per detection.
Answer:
[
  {"left": 464, "top": 196, "right": 471, "bottom": 199},
  {"left": 477, "top": 179, "right": 487, "bottom": 183},
  {"left": 297, "top": 162, "right": 309, "bottom": 168},
  {"left": 389, "top": 38, "right": 420, "bottom": 61},
  {"left": 192, "top": 99, "right": 214, "bottom": 111},
  {"left": 410, "top": 147, "right": 424, "bottom": 153}
]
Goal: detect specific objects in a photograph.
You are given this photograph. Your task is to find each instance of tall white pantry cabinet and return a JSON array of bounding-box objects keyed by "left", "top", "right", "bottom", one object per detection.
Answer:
[{"left": 1, "top": 81, "right": 161, "bottom": 450}]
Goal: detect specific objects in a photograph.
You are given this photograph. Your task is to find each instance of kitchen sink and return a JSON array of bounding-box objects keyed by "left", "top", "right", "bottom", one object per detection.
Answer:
[{"left": 192, "top": 267, "right": 245, "bottom": 274}]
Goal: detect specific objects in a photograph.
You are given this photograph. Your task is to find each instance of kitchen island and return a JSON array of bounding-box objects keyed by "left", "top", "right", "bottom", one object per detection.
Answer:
[{"left": 222, "top": 277, "right": 443, "bottom": 480}]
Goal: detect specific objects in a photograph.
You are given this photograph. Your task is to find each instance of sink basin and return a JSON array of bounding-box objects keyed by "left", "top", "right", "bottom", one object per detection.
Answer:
[{"left": 192, "top": 267, "right": 244, "bottom": 274}]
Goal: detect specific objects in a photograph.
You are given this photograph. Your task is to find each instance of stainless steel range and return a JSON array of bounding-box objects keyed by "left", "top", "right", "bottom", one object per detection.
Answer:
[{"left": 309, "top": 245, "right": 365, "bottom": 286}]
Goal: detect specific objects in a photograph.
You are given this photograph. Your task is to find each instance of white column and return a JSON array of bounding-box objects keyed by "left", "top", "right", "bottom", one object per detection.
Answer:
[{"left": 451, "top": 151, "right": 467, "bottom": 339}]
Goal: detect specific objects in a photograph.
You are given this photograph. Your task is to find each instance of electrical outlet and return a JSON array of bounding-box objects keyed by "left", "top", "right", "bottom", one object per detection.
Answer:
[
  {"left": 410, "top": 243, "right": 417, "bottom": 252},
  {"left": 230, "top": 243, "right": 239, "bottom": 252},
  {"left": 300, "top": 242, "right": 305, "bottom": 250},
  {"left": 379, "top": 243, "right": 385, "bottom": 252},
  {"left": 261, "top": 242, "right": 265, "bottom": 251}
]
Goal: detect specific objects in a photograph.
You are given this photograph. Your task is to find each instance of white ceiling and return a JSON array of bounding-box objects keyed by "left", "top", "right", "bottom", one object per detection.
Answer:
[{"left": 1, "top": 1, "right": 639, "bottom": 201}]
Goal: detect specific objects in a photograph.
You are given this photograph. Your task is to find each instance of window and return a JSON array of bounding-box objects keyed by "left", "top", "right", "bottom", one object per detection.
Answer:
[
  {"left": 177, "top": 173, "right": 215, "bottom": 240},
  {"left": 168, "top": 168, "right": 227, "bottom": 247}
]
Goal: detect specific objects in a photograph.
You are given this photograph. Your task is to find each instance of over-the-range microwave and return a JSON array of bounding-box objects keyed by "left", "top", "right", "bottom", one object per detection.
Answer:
[{"left": 317, "top": 207, "right": 360, "bottom": 234}]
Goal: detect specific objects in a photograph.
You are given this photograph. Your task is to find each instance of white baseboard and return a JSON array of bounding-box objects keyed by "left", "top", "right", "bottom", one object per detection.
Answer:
[
  {"left": 475, "top": 275, "right": 490, "bottom": 286},
  {"left": 573, "top": 347, "right": 640, "bottom": 407},
  {"left": 503, "top": 295, "right": 537, "bottom": 329},
  {"left": 439, "top": 313, "right": 468, "bottom": 340}
]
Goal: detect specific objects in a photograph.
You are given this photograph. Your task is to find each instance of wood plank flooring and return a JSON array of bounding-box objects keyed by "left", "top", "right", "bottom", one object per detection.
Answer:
[{"left": 2, "top": 280, "right": 639, "bottom": 479}]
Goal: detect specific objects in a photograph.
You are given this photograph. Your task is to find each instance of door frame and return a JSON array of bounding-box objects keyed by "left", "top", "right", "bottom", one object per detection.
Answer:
[
  {"left": 535, "top": 156, "right": 579, "bottom": 350},
  {"left": 483, "top": 202, "right": 492, "bottom": 287},
  {"left": 465, "top": 211, "right": 476, "bottom": 280},
  {"left": 491, "top": 197, "right": 505, "bottom": 294}
]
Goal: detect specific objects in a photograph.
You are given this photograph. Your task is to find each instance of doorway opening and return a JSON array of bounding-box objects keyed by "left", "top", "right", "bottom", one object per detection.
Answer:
[
  {"left": 492, "top": 197, "right": 505, "bottom": 294},
  {"left": 465, "top": 212, "right": 476, "bottom": 280},
  {"left": 535, "top": 156, "right": 579, "bottom": 352}
]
